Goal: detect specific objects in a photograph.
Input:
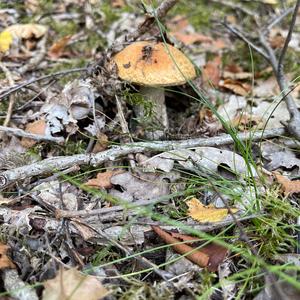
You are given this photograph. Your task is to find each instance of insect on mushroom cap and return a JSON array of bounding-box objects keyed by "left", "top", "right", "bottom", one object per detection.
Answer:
[{"left": 113, "top": 41, "right": 196, "bottom": 87}]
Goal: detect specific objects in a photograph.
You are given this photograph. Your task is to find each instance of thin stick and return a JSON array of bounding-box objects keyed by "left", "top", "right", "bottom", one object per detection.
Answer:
[
  {"left": 0, "top": 127, "right": 286, "bottom": 187},
  {"left": 115, "top": 95, "right": 136, "bottom": 168},
  {"left": 265, "top": 6, "right": 294, "bottom": 32},
  {"left": 0, "top": 62, "right": 15, "bottom": 132},
  {"left": 0, "top": 67, "right": 87, "bottom": 101},
  {"left": 0, "top": 125, "right": 64, "bottom": 144},
  {"left": 111, "top": 0, "right": 178, "bottom": 52},
  {"left": 222, "top": 23, "right": 270, "bottom": 61}
]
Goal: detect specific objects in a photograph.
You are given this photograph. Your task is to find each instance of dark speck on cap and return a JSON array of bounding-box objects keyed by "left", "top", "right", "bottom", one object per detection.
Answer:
[{"left": 123, "top": 62, "right": 131, "bottom": 69}]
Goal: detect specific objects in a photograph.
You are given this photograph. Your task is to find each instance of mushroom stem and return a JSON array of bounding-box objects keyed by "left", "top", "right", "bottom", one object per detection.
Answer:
[{"left": 138, "top": 86, "right": 168, "bottom": 139}]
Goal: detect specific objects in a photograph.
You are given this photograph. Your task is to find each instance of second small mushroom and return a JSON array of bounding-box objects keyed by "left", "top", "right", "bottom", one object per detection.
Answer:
[{"left": 113, "top": 41, "right": 196, "bottom": 139}]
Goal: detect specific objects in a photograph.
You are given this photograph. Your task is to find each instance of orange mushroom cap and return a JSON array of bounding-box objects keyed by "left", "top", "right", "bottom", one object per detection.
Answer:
[{"left": 113, "top": 41, "right": 196, "bottom": 87}]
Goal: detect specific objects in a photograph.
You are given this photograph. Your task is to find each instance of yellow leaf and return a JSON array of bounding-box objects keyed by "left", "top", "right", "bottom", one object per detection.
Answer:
[
  {"left": 43, "top": 268, "right": 109, "bottom": 300},
  {"left": 186, "top": 198, "right": 238, "bottom": 223},
  {"left": 0, "top": 31, "right": 13, "bottom": 53}
]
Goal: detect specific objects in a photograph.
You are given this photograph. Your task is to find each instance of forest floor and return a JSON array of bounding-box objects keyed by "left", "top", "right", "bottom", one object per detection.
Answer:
[{"left": 0, "top": 1, "right": 300, "bottom": 299}]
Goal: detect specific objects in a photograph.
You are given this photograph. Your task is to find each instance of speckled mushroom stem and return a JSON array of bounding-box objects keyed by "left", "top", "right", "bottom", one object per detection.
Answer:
[{"left": 139, "top": 86, "right": 168, "bottom": 139}]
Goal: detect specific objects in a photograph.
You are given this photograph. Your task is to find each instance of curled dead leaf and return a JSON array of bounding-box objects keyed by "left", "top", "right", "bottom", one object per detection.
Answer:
[
  {"left": 219, "top": 79, "right": 251, "bottom": 96},
  {"left": 152, "top": 226, "right": 209, "bottom": 268},
  {"left": 152, "top": 226, "right": 228, "bottom": 272}
]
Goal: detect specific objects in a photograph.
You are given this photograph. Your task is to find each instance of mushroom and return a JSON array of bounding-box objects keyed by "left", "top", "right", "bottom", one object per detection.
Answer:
[{"left": 113, "top": 41, "right": 196, "bottom": 139}]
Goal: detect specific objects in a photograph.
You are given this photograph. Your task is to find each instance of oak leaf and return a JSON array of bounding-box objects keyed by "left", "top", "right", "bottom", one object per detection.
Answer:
[
  {"left": 42, "top": 268, "right": 109, "bottom": 300},
  {"left": 85, "top": 170, "right": 123, "bottom": 189},
  {"left": 187, "top": 198, "right": 238, "bottom": 223}
]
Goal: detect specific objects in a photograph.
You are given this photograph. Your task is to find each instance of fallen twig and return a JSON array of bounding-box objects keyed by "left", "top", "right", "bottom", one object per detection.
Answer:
[
  {"left": 0, "top": 125, "right": 64, "bottom": 144},
  {"left": 0, "top": 127, "right": 285, "bottom": 188},
  {"left": 0, "top": 67, "right": 87, "bottom": 101},
  {"left": 110, "top": 0, "right": 178, "bottom": 52},
  {"left": 0, "top": 61, "right": 16, "bottom": 136}
]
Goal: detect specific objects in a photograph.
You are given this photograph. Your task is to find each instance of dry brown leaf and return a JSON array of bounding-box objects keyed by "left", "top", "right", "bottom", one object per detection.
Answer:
[
  {"left": 225, "top": 64, "right": 243, "bottom": 73},
  {"left": 219, "top": 79, "right": 251, "bottom": 96},
  {"left": 5, "top": 24, "right": 47, "bottom": 40},
  {"left": 230, "top": 114, "right": 263, "bottom": 130},
  {"left": 172, "top": 32, "right": 213, "bottom": 45},
  {"left": 0, "top": 243, "right": 15, "bottom": 270},
  {"left": 85, "top": 170, "right": 124, "bottom": 189},
  {"left": 25, "top": 0, "right": 40, "bottom": 13},
  {"left": 92, "top": 133, "right": 109, "bottom": 153},
  {"left": 48, "top": 35, "right": 72, "bottom": 59},
  {"left": 202, "top": 56, "right": 221, "bottom": 86},
  {"left": 269, "top": 34, "right": 285, "bottom": 49},
  {"left": 42, "top": 268, "right": 109, "bottom": 300},
  {"left": 200, "top": 242, "right": 228, "bottom": 272},
  {"left": 170, "top": 232, "right": 201, "bottom": 243},
  {"left": 274, "top": 172, "right": 300, "bottom": 196},
  {"left": 152, "top": 226, "right": 228, "bottom": 272},
  {"left": 70, "top": 220, "right": 96, "bottom": 240},
  {"left": 111, "top": 0, "right": 125, "bottom": 8},
  {"left": 210, "top": 38, "right": 227, "bottom": 50},
  {"left": 170, "top": 232, "right": 228, "bottom": 272},
  {"left": 167, "top": 15, "right": 189, "bottom": 33},
  {"left": 187, "top": 198, "right": 238, "bottom": 223},
  {"left": 223, "top": 70, "right": 253, "bottom": 80},
  {"left": 151, "top": 226, "right": 209, "bottom": 268},
  {"left": 21, "top": 119, "right": 47, "bottom": 148}
]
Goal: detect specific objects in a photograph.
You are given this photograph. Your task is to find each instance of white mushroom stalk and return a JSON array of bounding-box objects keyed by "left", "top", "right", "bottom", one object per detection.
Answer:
[{"left": 113, "top": 41, "right": 196, "bottom": 139}]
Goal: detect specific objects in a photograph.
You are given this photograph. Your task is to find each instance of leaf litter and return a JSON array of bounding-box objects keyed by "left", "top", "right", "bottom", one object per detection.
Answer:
[{"left": 0, "top": 1, "right": 299, "bottom": 299}]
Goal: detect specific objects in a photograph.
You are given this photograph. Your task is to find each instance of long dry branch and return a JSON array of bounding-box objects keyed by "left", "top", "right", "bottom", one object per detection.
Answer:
[{"left": 0, "top": 127, "right": 285, "bottom": 188}]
